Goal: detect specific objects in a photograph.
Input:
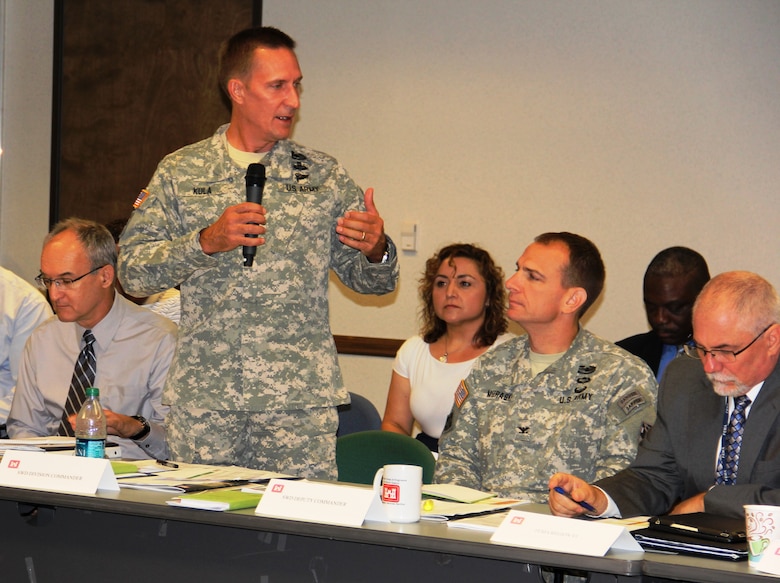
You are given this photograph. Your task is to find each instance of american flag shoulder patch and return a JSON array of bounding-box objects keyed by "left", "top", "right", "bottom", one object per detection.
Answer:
[
  {"left": 454, "top": 380, "right": 469, "bottom": 408},
  {"left": 133, "top": 189, "right": 150, "bottom": 209}
]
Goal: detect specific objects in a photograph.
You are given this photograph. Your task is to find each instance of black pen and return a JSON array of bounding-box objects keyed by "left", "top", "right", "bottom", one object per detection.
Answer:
[
  {"left": 156, "top": 459, "right": 179, "bottom": 469},
  {"left": 553, "top": 486, "right": 597, "bottom": 513}
]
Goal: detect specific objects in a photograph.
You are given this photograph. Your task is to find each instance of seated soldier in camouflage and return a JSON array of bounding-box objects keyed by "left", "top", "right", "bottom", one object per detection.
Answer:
[{"left": 434, "top": 232, "right": 658, "bottom": 502}]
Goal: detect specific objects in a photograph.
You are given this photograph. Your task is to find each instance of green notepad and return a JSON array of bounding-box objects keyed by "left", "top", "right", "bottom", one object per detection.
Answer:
[
  {"left": 166, "top": 489, "right": 263, "bottom": 511},
  {"left": 111, "top": 461, "right": 142, "bottom": 475}
]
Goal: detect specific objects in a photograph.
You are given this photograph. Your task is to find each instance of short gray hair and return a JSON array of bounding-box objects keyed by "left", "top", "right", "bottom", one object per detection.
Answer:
[
  {"left": 45, "top": 217, "right": 117, "bottom": 271},
  {"left": 694, "top": 271, "right": 780, "bottom": 333}
]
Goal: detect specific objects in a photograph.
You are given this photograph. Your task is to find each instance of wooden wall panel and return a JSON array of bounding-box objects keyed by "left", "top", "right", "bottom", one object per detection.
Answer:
[{"left": 53, "top": 0, "right": 260, "bottom": 226}]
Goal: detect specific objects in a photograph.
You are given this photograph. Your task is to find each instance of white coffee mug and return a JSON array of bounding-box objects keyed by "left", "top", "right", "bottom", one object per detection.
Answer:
[
  {"left": 372, "top": 464, "right": 423, "bottom": 523},
  {"left": 745, "top": 504, "right": 780, "bottom": 565}
]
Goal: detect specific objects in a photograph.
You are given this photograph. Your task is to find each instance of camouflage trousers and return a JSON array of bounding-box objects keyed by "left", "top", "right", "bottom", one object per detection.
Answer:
[{"left": 166, "top": 405, "right": 339, "bottom": 480}]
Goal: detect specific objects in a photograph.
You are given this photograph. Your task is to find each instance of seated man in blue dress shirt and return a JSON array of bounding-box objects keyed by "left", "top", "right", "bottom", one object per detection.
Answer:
[
  {"left": 8, "top": 218, "right": 177, "bottom": 460},
  {"left": 617, "top": 246, "right": 709, "bottom": 382}
]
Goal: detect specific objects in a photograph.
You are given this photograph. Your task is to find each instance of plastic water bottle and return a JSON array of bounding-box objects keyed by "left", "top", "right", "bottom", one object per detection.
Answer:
[{"left": 75, "top": 387, "right": 107, "bottom": 458}]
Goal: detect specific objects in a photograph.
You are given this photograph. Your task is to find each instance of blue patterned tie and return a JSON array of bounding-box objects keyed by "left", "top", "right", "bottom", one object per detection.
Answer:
[
  {"left": 58, "top": 330, "right": 97, "bottom": 436},
  {"left": 715, "top": 395, "right": 751, "bottom": 485}
]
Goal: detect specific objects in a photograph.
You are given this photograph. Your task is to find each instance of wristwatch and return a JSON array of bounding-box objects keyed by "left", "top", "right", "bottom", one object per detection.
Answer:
[{"left": 129, "top": 415, "right": 151, "bottom": 441}]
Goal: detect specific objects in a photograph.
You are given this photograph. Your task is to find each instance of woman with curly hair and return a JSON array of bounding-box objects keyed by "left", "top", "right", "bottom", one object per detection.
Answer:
[{"left": 381, "top": 243, "right": 511, "bottom": 452}]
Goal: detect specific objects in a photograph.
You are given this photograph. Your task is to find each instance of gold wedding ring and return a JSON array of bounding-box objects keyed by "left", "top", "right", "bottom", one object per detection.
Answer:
[{"left": 361, "top": 231, "right": 366, "bottom": 241}]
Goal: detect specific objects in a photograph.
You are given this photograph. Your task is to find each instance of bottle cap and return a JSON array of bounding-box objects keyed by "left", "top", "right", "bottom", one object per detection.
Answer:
[{"left": 85, "top": 387, "right": 100, "bottom": 397}]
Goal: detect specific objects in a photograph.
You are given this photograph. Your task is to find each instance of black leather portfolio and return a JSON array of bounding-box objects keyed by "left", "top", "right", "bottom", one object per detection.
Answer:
[{"left": 632, "top": 512, "right": 748, "bottom": 561}]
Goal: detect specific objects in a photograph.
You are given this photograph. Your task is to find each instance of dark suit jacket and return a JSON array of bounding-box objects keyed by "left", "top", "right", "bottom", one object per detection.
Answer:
[
  {"left": 596, "top": 355, "right": 780, "bottom": 518},
  {"left": 616, "top": 331, "right": 663, "bottom": 377}
]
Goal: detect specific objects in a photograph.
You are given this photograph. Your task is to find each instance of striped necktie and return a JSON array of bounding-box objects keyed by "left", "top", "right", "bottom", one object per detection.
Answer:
[
  {"left": 59, "top": 329, "right": 97, "bottom": 436},
  {"left": 715, "top": 395, "right": 751, "bottom": 485}
]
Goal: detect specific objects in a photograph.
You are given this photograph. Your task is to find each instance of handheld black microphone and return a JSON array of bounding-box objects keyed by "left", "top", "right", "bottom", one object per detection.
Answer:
[{"left": 243, "top": 163, "right": 266, "bottom": 267}]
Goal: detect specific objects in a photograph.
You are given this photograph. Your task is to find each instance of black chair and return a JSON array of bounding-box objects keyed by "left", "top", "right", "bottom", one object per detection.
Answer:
[{"left": 336, "top": 392, "right": 381, "bottom": 437}]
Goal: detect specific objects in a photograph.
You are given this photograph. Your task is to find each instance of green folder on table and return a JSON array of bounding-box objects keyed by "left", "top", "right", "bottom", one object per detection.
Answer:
[{"left": 166, "top": 489, "right": 263, "bottom": 511}]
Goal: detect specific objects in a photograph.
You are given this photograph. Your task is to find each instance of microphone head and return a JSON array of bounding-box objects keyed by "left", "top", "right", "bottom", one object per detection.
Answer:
[{"left": 246, "top": 163, "right": 266, "bottom": 186}]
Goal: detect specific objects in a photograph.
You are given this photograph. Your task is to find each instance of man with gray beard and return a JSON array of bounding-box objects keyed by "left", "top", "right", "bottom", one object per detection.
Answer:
[{"left": 550, "top": 271, "right": 780, "bottom": 519}]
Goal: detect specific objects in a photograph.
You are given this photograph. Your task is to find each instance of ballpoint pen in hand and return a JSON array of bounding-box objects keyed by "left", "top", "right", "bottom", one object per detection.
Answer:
[{"left": 553, "top": 486, "right": 597, "bottom": 513}]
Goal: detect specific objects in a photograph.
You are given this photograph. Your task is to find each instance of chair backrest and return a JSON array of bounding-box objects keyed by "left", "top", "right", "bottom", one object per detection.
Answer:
[
  {"left": 336, "top": 430, "right": 436, "bottom": 485},
  {"left": 336, "top": 392, "right": 381, "bottom": 437}
]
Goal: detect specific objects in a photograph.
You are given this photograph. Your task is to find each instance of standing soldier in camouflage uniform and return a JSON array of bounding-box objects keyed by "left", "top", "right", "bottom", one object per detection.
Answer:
[
  {"left": 118, "top": 27, "right": 398, "bottom": 479},
  {"left": 434, "top": 232, "right": 657, "bottom": 501}
]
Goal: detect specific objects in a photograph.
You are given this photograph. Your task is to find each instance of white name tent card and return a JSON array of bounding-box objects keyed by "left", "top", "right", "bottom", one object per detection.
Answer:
[
  {"left": 0, "top": 449, "right": 119, "bottom": 494},
  {"left": 490, "top": 510, "right": 643, "bottom": 556},
  {"left": 255, "top": 478, "right": 378, "bottom": 526},
  {"left": 364, "top": 488, "right": 391, "bottom": 523}
]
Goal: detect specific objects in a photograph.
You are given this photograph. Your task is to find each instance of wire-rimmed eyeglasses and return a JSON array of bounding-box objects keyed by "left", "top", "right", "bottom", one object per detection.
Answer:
[
  {"left": 682, "top": 324, "right": 774, "bottom": 363},
  {"left": 35, "top": 265, "right": 106, "bottom": 291}
]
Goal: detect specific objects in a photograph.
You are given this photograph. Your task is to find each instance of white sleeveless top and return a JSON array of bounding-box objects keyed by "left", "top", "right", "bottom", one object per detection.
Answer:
[{"left": 393, "top": 333, "right": 513, "bottom": 438}]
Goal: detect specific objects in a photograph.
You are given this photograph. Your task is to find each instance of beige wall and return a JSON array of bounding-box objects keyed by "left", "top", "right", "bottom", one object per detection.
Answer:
[
  {"left": 3, "top": 1, "right": 780, "bottom": 414},
  {"left": 0, "top": 0, "right": 53, "bottom": 282},
  {"left": 265, "top": 0, "right": 780, "bottom": 413}
]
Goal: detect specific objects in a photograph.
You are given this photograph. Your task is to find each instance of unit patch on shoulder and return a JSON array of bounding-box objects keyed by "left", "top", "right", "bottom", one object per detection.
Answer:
[
  {"left": 454, "top": 379, "right": 470, "bottom": 408},
  {"left": 618, "top": 390, "right": 646, "bottom": 416}
]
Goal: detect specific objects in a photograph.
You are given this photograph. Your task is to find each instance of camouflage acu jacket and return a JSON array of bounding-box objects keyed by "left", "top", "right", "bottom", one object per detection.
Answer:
[
  {"left": 118, "top": 125, "right": 398, "bottom": 411},
  {"left": 434, "top": 328, "right": 657, "bottom": 501}
]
